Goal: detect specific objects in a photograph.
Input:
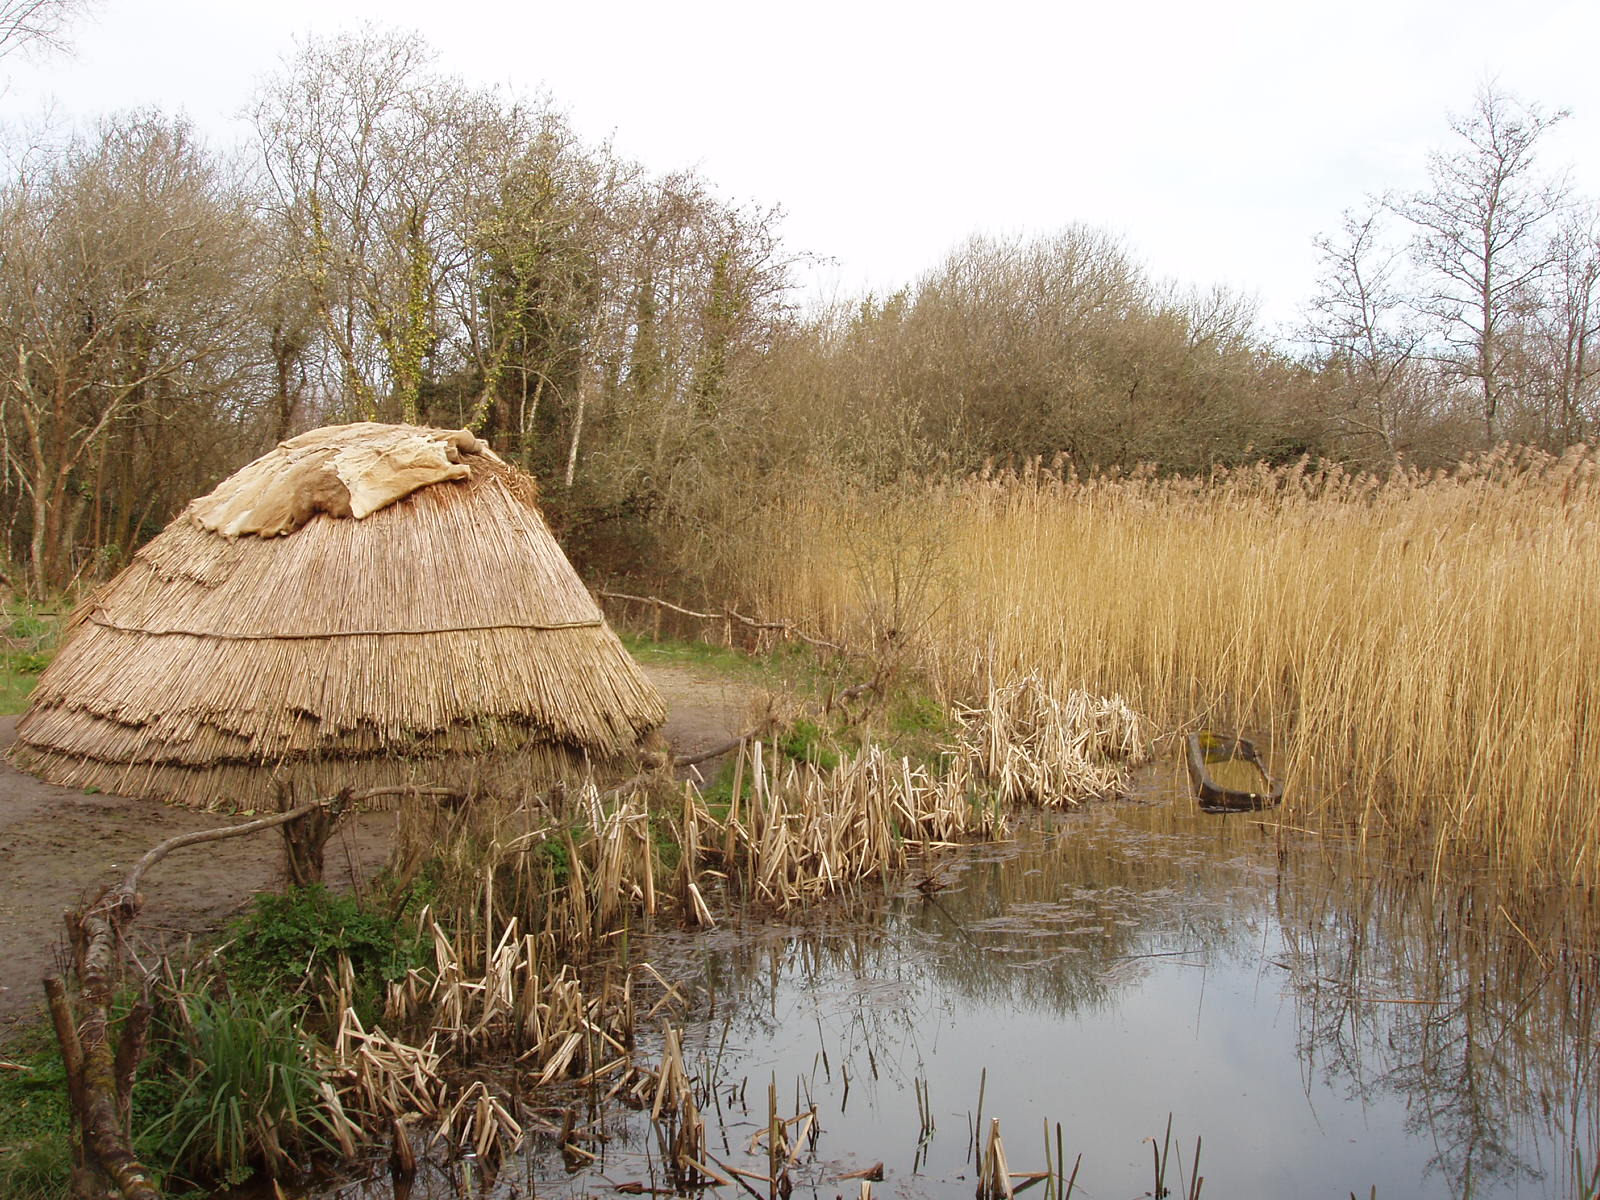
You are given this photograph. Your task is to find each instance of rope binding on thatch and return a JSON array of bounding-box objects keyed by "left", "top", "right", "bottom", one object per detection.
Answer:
[{"left": 82, "top": 613, "right": 605, "bottom": 640}]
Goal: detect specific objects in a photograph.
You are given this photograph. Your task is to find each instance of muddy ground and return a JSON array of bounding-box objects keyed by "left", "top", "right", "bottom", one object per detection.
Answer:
[{"left": 0, "top": 663, "right": 748, "bottom": 1036}]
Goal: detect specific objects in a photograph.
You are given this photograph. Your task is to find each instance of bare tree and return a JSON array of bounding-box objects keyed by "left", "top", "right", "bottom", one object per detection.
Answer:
[
  {"left": 1307, "top": 206, "right": 1431, "bottom": 464},
  {"left": 585, "top": 175, "right": 794, "bottom": 495},
  {"left": 1534, "top": 206, "right": 1600, "bottom": 444},
  {"left": 255, "top": 29, "right": 473, "bottom": 421},
  {"left": 450, "top": 123, "right": 632, "bottom": 468},
  {"left": 1392, "top": 84, "right": 1570, "bottom": 446},
  {"left": 254, "top": 29, "right": 594, "bottom": 431},
  {"left": 0, "top": 113, "right": 257, "bottom": 591},
  {"left": 0, "top": 0, "right": 96, "bottom": 60}
]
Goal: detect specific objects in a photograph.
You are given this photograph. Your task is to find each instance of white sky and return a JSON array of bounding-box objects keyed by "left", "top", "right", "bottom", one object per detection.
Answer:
[{"left": 4, "top": 0, "right": 1598, "bottom": 336}]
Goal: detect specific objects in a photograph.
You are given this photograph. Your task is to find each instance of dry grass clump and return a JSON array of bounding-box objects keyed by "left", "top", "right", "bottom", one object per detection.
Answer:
[
  {"left": 318, "top": 914, "right": 648, "bottom": 1169},
  {"left": 704, "top": 447, "right": 1600, "bottom": 887},
  {"left": 330, "top": 1008, "right": 446, "bottom": 1125},
  {"left": 389, "top": 782, "right": 675, "bottom": 965},
  {"left": 952, "top": 671, "right": 1149, "bottom": 806},
  {"left": 678, "top": 740, "right": 1009, "bottom": 910},
  {"left": 394, "top": 735, "right": 1011, "bottom": 941},
  {"left": 403, "top": 917, "right": 635, "bottom": 1074}
]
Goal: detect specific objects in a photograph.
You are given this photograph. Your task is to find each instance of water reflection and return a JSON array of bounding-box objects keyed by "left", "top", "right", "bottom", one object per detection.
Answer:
[
  {"left": 636, "top": 765, "right": 1599, "bottom": 1199},
  {"left": 1277, "top": 858, "right": 1600, "bottom": 1197},
  {"left": 326, "top": 759, "right": 1599, "bottom": 1199}
]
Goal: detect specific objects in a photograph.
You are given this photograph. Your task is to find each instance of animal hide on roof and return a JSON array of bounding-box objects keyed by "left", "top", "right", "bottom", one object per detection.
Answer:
[{"left": 190, "top": 423, "right": 493, "bottom": 537}]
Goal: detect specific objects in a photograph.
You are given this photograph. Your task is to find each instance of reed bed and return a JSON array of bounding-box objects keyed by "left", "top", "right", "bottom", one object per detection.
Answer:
[
  {"left": 389, "top": 784, "right": 667, "bottom": 959},
  {"left": 678, "top": 740, "right": 1009, "bottom": 910},
  {"left": 395, "top": 736, "right": 1012, "bottom": 945},
  {"left": 953, "top": 671, "right": 1149, "bottom": 805},
  {"left": 400, "top": 917, "right": 636, "bottom": 1073},
  {"left": 708, "top": 447, "right": 1600, "bottom": 888},
  {"left": 315, "top": 915, "right": 651, "bottom": 1169}
]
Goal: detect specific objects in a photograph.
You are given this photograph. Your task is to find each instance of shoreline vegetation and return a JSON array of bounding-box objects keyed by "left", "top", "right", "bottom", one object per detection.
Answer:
[
  {"left": 2, "top": 618, "right": 1595, "bottom": 1197},
  {"left": 689, "top": 447, "right": 1599, "bottom": 892},
  {"left": 0, "top": 642, "right": 1149, "bottom": 1197}
]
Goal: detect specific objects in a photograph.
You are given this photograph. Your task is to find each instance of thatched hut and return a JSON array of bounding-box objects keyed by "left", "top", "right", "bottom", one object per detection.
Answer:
[{"left": 7, "top": 423, "right": 666, "bottom": 810}]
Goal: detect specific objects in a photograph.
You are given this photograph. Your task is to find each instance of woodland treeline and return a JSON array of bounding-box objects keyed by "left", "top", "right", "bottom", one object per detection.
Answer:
[{"left": 1, "top": 27, "right": 1596, "bottom": 592}]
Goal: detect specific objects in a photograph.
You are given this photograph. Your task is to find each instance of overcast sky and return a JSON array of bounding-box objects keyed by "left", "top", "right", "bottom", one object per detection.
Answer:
[{"left": 4, "top": 0, "right": 1598, "bottom": 336}]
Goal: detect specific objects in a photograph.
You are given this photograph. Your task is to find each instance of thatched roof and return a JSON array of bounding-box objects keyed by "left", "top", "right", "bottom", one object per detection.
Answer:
[{"left": 8, "top": 423, "right": 666, "bottom": 810}]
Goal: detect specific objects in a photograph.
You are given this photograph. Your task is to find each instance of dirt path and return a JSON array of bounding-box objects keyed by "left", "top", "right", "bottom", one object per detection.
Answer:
[{"left": 0, "top": 664, "right": 749, "bottom": 1035}]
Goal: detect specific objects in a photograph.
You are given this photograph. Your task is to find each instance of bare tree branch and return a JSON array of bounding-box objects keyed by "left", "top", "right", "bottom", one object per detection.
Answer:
[{"left": 0, "top": 0, "right": 97, "bottom": 61}]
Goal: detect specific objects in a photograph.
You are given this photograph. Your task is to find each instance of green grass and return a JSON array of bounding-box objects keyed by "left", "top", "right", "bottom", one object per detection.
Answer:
[
  {"left": 619, "top": 630, "right": 783, "bottom": 678},
  {"left": 777, "top": 715, "right": 842, "bottom": 771},
  {"left": 618, "top": 628, "right": 868, "bottom": 695},
  {"left": 0, "top": 667, "right": 39, "bottom": 713},
  {"left": 622, "top": 631, "right": 960, "bottom": 771},
  {"left": 878, "top": 688, "right": 959, "bottom": 766},
  {"left": 0, "top": 1025, "right": 73, "bottom": 1200},
  {"left": 140, "top": 990, "right": 345, "bottom": 1189},
  {"left": 0, "top": 600, "right": 61, "bottom": 715}
]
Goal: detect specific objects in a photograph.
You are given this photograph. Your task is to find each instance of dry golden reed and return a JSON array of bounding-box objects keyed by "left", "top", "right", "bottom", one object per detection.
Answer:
[
  {"left": 320, "top": 912, "right": 648, "bottom": 1165},
  {"left": 678, "top": 740, "right": 1009, "bottom": 909},
  {"left": 392, "top": 738, "right": 1013, "bottom": 956},
  {"left": 952, "top": 672, "right": 1149, "bottom": 805},
  {"left": 709, "top": 447, "right": 1600, "bottom": 887}
]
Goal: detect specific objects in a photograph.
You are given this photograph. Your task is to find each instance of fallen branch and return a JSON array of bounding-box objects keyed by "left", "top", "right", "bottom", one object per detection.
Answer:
[
  {"left": 594, "top": 729, "right": 766, "bottom": 807},
  {"left": 597, "top": 589, "right": 844, "bottom": 653},
  {"left": 46, "top": 796, "right": 345, "bottom": 1200},
  {"left": 672, "top": 734, "right": 752, "bottom": 770},
  {"left": 354, "top": 785, "right": 468, "bottom": 804},
  {"left": 118, "top": 800, "right": 349, "bottom": 904}
]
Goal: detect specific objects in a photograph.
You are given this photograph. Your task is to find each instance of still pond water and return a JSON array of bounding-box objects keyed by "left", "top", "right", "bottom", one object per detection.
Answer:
[{"left": 350, "top": 758, "right": 1599, "bottom": 1200}]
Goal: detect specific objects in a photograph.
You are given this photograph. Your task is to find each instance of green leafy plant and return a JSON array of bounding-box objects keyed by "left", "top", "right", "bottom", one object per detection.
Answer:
[
  {"left": 7, "top": 650, "right": 50, "bottom": 675},
  {"left": 0, "top": 600, "right": 61, "bottom": 713},
  {"left": 527, "top": 837, "right": 572, "bottom": 886},
  {"left": 220, "top": 886, "right": 424, "bottom": 1019},
  {"left": 141, "top": 990, "right": 348, "bottom": 1187}
]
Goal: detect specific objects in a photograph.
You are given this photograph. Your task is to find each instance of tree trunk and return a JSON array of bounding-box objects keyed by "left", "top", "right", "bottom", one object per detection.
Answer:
[{"left": 564, "top": 379, "right": 586, "bottom": 488}]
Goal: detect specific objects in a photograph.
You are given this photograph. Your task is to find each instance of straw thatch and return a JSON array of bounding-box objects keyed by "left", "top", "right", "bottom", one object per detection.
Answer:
[{"left": 8, "top": 423, "right": 666, "bottom": 810}]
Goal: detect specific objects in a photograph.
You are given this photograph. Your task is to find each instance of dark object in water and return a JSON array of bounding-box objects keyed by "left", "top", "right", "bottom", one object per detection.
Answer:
[{"left": 1185, "top": 731, "right": 1283, "bottom": 813}]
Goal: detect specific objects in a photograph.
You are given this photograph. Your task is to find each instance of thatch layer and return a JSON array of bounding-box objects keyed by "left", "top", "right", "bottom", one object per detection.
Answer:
[
  {"left": 10, "top": 430, "right": 665, "bottom": 810},
  {"left": 4, "top": 742, "right": 595, "bottom": 813}
]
